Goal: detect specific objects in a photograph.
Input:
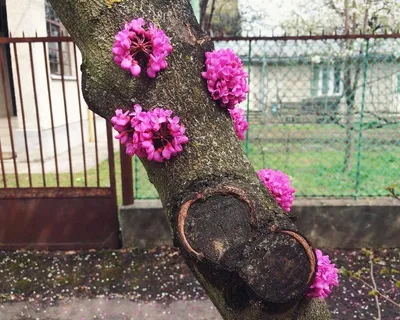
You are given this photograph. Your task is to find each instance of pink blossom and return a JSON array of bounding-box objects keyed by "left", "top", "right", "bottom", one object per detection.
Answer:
[
  {"left": 306, "top": 249, "right": 339, "bottom": 299},
  {"left": 202, "top": 48, "right": 248, "bottom": 109},
  {"left": 111, "top": 105, "right": 188, "bottom": 162},
  {"left": 257, "top": 168, "right": 295, "bottom": 212},
  {"left": 111, "top": 109, "right": 132, "bottom": 144},
  {"left": 229, "top": 107, "right": 248, "bottom": 140},
  {"left": 112, "top": 18, "right": 172, "bottom": 78}
]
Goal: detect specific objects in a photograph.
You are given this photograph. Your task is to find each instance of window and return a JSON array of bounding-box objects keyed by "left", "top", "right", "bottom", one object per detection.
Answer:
[
  {"left": 397, "top": 73, "right": 400, "bottom": 93},
  {"left": 322, "top": 66, "right": 329, "bottom": 95},
  {"left": 45, "top": 0, "right": 72, "bottom": 76},
  {"left": 311, "top": 64, "right": 342, "bottom": 96},
  {"left": 334, "top": 64, "right": 341, "bottom": 93},
  {"left": 311, "top": 65, "right": 320, "bottom": 96}
]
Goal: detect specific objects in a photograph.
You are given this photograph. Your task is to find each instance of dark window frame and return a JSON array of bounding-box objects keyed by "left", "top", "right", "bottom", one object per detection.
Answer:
[{"left": 45, "top": 0, "right": 72, "bottom": 76}]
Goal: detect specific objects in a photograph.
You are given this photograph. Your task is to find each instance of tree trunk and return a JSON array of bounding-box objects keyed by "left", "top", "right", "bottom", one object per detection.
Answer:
[{"left": 48, "top": 0, "right": 331, "bottom": 318}]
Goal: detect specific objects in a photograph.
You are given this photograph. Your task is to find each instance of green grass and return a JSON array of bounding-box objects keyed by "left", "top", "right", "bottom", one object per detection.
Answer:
[
  {"left": 0, "top": 154, "right": 125, "bottom": 206},
  {"left": 248, "top": 122, "right": 400, "bottom": 142},
  {"left": 2, "top": 122, "right": 399, "bottom": 201},
  {"left": 247, "top": 141, "right": 399, "bottom": 197},
  {"left": 134, "top": 135, "right": 400, "bottom": 199}
]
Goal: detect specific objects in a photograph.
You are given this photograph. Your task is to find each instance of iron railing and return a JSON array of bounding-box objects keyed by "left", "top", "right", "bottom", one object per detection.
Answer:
[
  {"left": 0, "top": 35, "right": 116, "bottom": 192},
  {"left": 0, "top": 35, "right": 120, "bottom": 249}
]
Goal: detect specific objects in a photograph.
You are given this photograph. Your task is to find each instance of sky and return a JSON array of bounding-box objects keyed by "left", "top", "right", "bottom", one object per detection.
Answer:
[
  {"left": 237, "top": 0, "right": 400, "bottom": 36},
  {"left": 237, "top": 0, "right": 296, "bottom": 36}
]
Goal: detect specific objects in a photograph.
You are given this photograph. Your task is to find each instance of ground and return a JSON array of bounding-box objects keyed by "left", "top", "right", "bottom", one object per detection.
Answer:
[{"left": 0, "top": 247, "right": 399, "bottom": 319}]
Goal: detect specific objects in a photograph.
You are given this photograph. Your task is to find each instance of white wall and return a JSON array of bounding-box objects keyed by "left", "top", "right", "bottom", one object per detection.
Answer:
[
  {"left": 0, "top": 0, "right": 13, "bottom": 119},
  {"left": 249, "top": 62, "right": 399, "bottom": 117},
  {"left": 6, "top": 0, "right": 89, "bottom": 160},
  {"left": 7, "top": 0, "right": 48, "bottom": 130}
]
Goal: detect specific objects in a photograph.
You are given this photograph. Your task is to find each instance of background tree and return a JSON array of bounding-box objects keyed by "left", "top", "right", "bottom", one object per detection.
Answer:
[
  {"left": 279, "top": 0, "right": 400, "bottom": 171},
  {"left": 199, "top": 0, "right": 241, "bottom": 36},
  {"left": 48, "top": 0, "right": 331, "bottom": 319}
]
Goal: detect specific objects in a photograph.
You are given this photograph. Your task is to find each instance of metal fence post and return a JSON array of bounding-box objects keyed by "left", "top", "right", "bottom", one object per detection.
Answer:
[
  {"left": 134, "top": 156, "right": 139, "bottom": 199},
  {"left": 245, "top": 40, "right": 252, "bottom": 156},
  {"left": 120, "top": 144, "right": 134, "bottom": 205},
  {"left": 355, "top": 39, "right": 370, "bottom": 199}
]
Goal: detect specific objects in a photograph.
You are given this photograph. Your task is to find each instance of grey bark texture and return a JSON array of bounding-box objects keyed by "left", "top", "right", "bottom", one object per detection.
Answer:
[{"left": 48, "top": 0, "right": 331, "bottom": 318}]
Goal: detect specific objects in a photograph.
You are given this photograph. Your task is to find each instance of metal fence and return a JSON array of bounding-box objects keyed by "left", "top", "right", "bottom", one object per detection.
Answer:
[
  {"left": 134, "top": 34, "right": 400, "bottom": 199},
  {"left": 0, "top": 35, "right": 115, "bottom": 190},
  {"left": 0, "top": 36, "right": 119, "bottom": 249}
]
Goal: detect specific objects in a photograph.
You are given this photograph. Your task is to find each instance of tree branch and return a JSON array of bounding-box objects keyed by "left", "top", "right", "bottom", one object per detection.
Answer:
[
  {"left": 48, "top": 0, "right": 331, "bottom": 318},
  {"left": 369, "top": 254, "right": 382, "bottom": 320},
  {"left": 205, "top": 0, "right": 216, "bottom": 35},
  {"left": 200, "top": 0, "right": 209, "bottom": 31}
]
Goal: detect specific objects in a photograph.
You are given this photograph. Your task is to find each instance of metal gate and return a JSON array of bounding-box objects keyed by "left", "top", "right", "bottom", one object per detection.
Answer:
[{"left": 0, "top": 36, "right": 120, "bottom": 250}]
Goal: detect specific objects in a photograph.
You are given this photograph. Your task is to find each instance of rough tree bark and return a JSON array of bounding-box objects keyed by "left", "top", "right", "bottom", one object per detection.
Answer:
[{"left": 49, "top": 0, "right": 331, "bottom": 318}]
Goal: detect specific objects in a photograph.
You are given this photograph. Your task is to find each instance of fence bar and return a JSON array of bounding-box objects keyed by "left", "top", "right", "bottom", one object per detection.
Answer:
[
  {"left": 245, "top": 40, "right": 252, "bottom": 156},
  {"left": 58, "top": 41, "right": 74, "bottom": 186},
  {"left": 0, "top": 36, "right": 72, "bottom": 44},
  {"left": 92, "top": 113, "right": 100, "bottom": 187},
  {"left": 212, "top": 33, "right": 400, "bottom": 42},
  {"left": 0, "top": 33, "right": 400, "bottom": 44},
  {"left": 120, "top": 144, "right": 134, "bottom": 205},
  {"left": 134, "top": 156, "right": 139, "bottom": 198},
  {"left": 42, "top": 42, "right": 60, "bottom": 187},
  {"left": 355, "top": 39, "right": 370, "bottom": 199},
  {"left": 107, "top": 122, "right": 117, "bottom": 202},
  {"left": 0, "top": 48, "right": 18, "bottom": 187},
  {"left": 0, "top": 139, "right": 6, "bottom": 187},
  {"left": 3, "top": 34, "right": 399, "bottom": 45},
  {"left": 2, "top": 33, "right": 400, "bottom": 46},
  {"left": 12, "top": 43, "right": 32, "bottom": 187},
  {"left": 28, "top": 42, "right": 46, "bottom": 187},
  {"left": 73, "top": 45, "right": 87, "bottom": 186}
]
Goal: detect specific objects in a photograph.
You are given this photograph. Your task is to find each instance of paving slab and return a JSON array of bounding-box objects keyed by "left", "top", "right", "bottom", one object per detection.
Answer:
[{"left": 0, "top": 298, "right": 222, "bottom": 320}]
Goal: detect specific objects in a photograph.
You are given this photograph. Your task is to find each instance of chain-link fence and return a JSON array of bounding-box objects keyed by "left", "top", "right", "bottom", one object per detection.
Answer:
[{"left": 134, "top": 34, "right": 400, "bottom": 199}]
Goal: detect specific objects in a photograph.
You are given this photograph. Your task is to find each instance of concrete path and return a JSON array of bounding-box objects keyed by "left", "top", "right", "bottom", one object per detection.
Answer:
[{"left": 0, "top": 298, "right": 222, "bottom": 320}]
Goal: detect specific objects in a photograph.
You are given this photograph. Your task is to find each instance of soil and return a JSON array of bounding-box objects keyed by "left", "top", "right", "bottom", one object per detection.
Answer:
[{"left": 0, "top": 247, "right": 399, "bottom": 319}]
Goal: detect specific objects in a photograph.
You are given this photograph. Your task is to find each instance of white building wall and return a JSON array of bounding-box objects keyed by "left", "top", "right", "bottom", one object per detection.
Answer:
[
  {"left": 249, "top": 62, "right": 399, "bottom": 123},
  {"left": 265, "top": 64, "right": 311, "bottom": 106},
  {"left": 6, "top": 0, "right": 88, "bottom": 161},
  {"left": 7, "top": 0, "right": 48, "bottom": 130}
]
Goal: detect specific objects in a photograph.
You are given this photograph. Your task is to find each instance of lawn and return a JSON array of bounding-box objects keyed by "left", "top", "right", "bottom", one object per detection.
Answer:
[
  {"left": 133, "top": 143, "right": 399, "bottom": 199},
  {"left": 134, "top": 121, "right": 400, "bottom": 198},
  {"left": 1, "top": 122, "right": 399, "bottom": 201},
  {"left": 0, "top": 154, "right": 126, "bottom": 206}
]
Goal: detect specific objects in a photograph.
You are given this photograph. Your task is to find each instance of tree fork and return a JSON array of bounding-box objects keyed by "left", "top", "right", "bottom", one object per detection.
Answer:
[
  {"left": 177, "top": 184, "right": 316, "bottom": 304},
  {"left": 48, "top": 0, "right": 331, "bottom": 318}
]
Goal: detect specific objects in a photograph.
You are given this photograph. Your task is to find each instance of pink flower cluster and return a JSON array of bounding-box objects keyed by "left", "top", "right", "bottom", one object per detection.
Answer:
[
  {"left": 112, "top": 18, "right": 173, "bottom": 78},
  {"left": 111, "top": 105, "right": 188, "bottom": 162},
  {"left": 306, "top": 249, "right": 339, "bottom": 299},
  {"left": 229, "top": 107, "right": 248, "bottom": 140},
  {"left": 202, "top": 48, "right": 248, "bottom": 109},
  {"left": 257, "top": 168, "right": 296, "bottom": 212}
]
